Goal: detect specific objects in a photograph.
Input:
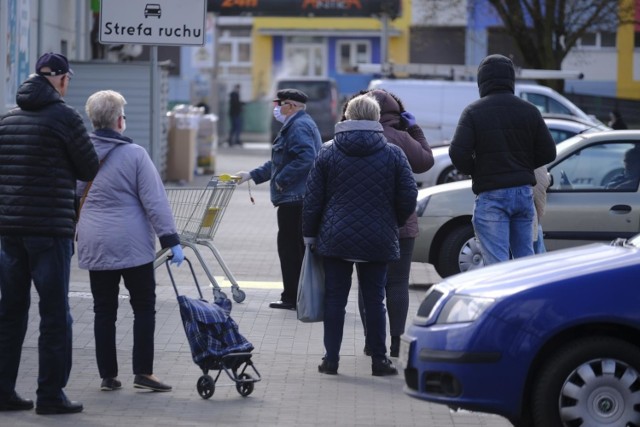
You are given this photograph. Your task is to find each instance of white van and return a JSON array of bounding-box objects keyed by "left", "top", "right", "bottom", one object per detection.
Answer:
[{"left": 367, "top": 79, "right": 597, "bottom": 146}]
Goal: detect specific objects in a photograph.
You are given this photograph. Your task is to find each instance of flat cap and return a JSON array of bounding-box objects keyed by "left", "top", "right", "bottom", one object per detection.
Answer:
[{"left": 273, "top": 88, "right": 308, "bottom": 104}]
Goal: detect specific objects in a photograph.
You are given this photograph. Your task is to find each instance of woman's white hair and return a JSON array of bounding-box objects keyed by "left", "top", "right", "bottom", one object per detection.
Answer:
[
  {"left": 344, "top": 94, "right": 380, "bottom": 121},
  {"left": 85, "top": 90, "right": 127, "bottom": 130}
]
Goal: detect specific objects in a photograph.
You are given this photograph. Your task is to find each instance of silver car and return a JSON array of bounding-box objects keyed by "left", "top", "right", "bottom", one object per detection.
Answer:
[
  {"left": 413, "top": 114, "right": 610, "bottom": 188},
  {"left": 413, "top": 130, "right": 640, "bottom": 277}
]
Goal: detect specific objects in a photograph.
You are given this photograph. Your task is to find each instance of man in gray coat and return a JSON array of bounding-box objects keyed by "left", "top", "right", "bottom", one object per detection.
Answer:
[{"left": 0, "top": 52, "right": 99, "bottom": 414}]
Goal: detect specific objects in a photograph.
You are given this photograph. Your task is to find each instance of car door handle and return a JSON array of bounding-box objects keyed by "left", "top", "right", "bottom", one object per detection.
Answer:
[{"left": 610, "top": 205, "right": 632, "bottom": 214}]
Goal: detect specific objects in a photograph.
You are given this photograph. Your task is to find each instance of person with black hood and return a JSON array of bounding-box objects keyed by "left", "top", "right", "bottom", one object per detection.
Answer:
[
  {"left": 351, "top": 89, "right": 433, "bottom": 358},
  {"left": 0, "top": 52, "right": 99, "bottom": 414},
  {"left": 449, "top": 54, "right": 556, "bottom": 266}
]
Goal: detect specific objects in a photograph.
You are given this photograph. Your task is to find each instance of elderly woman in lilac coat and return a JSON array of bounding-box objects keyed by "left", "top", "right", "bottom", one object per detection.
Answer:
[{"left": 77, "top": 90, "right": 183, "bottom": 393}]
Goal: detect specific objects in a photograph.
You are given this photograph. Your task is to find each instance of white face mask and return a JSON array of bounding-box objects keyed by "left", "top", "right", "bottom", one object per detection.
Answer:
[{"left": 273, "top": 106, "right": 286, "bottom": 123}]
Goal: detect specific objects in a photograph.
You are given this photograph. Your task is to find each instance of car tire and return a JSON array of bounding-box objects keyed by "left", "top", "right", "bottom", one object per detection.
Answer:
[
  {"left": 436, "top": 223, "right": 483, "bottom": 277},
  {"left": 437, "top": 166, "right": 469, "bottom": 185},
  {"left": 532, "top": 337, "right": 640, "bottom": 427}
]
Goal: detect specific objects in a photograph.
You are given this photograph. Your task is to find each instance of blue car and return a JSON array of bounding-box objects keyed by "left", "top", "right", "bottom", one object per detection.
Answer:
[{"left": 400, "top": 234, "right": 640, "bottom": 426}]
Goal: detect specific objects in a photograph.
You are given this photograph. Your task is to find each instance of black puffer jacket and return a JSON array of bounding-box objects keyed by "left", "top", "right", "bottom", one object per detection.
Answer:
[
  {"left": 449, "top": 54, "right": 556, "bottom": 195},
  {"left": 0, "top": 74, "right": 99, "bottom": 238},
  {"left": 302, "top": 120, "right": 417, "bottom": 262}
]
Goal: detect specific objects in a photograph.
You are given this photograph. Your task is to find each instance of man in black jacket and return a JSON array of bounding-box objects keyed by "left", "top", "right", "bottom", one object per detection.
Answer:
[
  {"left": 449, "top": 54, "right": 556, "bottom": 265},
  {"left": 228, "top": 84, "right": 243, "bottom": 146},
  {"left": 0, "top": 53, "right": 98, "bottom": 414}
]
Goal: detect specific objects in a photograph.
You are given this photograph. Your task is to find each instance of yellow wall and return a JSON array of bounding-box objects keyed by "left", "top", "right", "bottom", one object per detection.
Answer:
[
  {"left": 617, "top": 0, "right": 640, "bottom": 99},
  {"left": 250, "top": 0, "right": 411, "bottom": 98}
]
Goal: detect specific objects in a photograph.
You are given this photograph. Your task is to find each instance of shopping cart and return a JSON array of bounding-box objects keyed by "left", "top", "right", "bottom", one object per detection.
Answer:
[{"left": 155, "top": 175, "right": 246, "bottom": 303}]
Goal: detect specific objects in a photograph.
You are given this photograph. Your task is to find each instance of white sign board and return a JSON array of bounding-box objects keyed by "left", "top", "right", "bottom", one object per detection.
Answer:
[{"left": 100, "top": 0, "right": 206, "bottom": 46}]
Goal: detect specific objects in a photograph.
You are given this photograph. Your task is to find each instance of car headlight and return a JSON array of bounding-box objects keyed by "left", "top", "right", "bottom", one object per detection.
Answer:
[
  {"left": 416, "top": 194, "right": 430, "bottom": 217},
  {"left": 436, "top": 295, "right": 495, "bottom": 324}
]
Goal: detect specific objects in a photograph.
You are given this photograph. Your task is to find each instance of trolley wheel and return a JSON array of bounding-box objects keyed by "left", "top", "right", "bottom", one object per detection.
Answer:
[
  {"left": 232, "top": 288, "right": 246, "bottom": 303},
  {"left": 196, "top": 374, "right": 215, "bottom": 399},
  {"left": 235, "top": 373, "right": 254, "bottom": 397},
  {"left": 213, "top": 289, "right": 227, "bottom": 301}
]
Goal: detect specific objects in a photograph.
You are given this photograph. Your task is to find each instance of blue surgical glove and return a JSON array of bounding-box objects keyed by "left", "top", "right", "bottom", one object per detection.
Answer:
[
  {"left": 401, "top": 111, "right": 416, "bottom": 127},
  {"left": 170, "top": 244, "right": 184, "bottom": 266}
]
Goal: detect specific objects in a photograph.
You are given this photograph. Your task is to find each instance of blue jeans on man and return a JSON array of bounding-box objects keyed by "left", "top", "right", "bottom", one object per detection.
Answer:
[
  {"left": 472, "top": 185, "right": 535, "bottom": 265},
  {"left": 0, "top": 236, "right": 73, "bottom": 405}
]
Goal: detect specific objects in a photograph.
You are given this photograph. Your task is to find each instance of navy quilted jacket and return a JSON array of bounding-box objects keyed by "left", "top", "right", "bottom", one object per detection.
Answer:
[{"left": 302, "top": 120, "right": 417, "bottom": 262}]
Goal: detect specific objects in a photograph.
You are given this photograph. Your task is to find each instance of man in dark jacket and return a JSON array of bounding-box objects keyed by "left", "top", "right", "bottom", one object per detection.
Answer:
[
  {"left": 0, "top": 52, "right": 99, "bottom": 414},
  {"left": 236, "top": 89, "right": 322, "bottom": 310},
  {"left": 228, "top": 84, "right": 243, "bottom": 146},
  {"left": 449, "top": 54, "right": 556, "bottom": 265}
]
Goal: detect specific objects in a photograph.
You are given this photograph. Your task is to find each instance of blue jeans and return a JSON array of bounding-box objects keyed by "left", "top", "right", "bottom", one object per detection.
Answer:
[
  {"left": 534, "top": 224, "right": 546, "bottom": 254},
  {"left": 89, "top": 263, "right": 156, "bottom": 378},
  {"left": 323, "top": 257, "right": 388, "bottom": 363},
  {"left": 0, "top": 236, "right": 73, "bottom": 404},
  {"left": 472, "top": 185, "right": 535, "bottom": 266}
]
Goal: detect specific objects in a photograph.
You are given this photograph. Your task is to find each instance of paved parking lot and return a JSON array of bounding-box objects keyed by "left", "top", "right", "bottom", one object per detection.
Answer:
[{"left": 4, "top": 144, "right": 513, "bottom": 426}]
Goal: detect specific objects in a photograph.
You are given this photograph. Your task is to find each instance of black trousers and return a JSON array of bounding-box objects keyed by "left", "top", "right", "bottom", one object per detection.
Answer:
[
  {"left": 89, "top": 263, "right": 156, "bottom": 379},
  {"left": 276, "top": 203, "right": 305, "bottom": 304}
]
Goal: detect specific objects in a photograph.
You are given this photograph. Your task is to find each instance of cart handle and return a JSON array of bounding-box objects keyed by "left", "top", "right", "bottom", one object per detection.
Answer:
[
  {"left": 165, "top": 256, "right": 205, "bottom": 300},
  {"left": 216, "top": 174, "right": 242, "bottom": 183}
]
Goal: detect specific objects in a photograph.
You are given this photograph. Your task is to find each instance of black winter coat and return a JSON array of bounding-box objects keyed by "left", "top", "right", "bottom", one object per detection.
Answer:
[
  {"left": 0, "top": 74, "right": 99, "bottom": 238},
  {"left": 302, "top": 120, "right": 417, "bottom": 263},
  {"left": 449, "top": 55, "right": 556, "bottom": 195}
]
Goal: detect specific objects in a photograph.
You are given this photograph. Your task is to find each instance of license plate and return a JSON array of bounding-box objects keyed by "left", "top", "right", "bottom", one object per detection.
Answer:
[{"left": 398, "top": 336, "right": 414, "bottom": 369}]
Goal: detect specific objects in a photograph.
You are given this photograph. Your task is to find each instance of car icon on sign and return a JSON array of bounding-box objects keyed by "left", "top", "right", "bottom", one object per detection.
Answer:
[{"left": 144, "top": 4, "right": 161, "bottom": 18}]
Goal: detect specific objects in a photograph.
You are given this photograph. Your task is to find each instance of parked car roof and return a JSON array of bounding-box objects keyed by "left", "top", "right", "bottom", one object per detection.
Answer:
[{"left": 412, "top": 116, "right": 612, "bottom": 188}]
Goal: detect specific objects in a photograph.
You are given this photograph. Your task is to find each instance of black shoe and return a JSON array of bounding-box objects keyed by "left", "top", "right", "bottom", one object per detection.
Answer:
[
  {"left": 390, "top": 336, "right": 400, "bottom": 358},
  {"left": 372, "top": 358, "right": 398, "bottom": 376},
  {"left": 0, "top": 392, "right": 33, "bottom": 411},
  {"left": 269, "top": 300, "right": 296, "bottom": 310},
  {"left": 133, "top": 375, "right": 172, "bottom": 392},
  {"left": 363, "top": 344, "right": 372, "bottom": 356},
  {"left": 36, "top": 398, "right": 83, "bottom": 415},
  {"left": 100, "top": 378, "right": 122, "bottom": 391},
  {"left": 318, "top": 359, "right": 338, "bottom": 375}
]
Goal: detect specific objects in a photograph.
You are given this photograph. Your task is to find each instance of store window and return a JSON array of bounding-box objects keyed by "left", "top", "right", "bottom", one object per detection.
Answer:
[
  {"left": 217, "top": 26, "right": 252, "bottom": 78},
  {"left": 284, "top": 37, "right": 327, "bottom": 77},
  {"left": 337, "top": 40, "right": 371, "bottom": 73},
  {"left": 579, "top": 31, "right": 616, "bottom": 49}
]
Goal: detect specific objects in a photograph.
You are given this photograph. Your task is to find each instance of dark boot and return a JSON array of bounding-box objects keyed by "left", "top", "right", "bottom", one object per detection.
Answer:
[
  {"left": 318, "top": 358, "right": 338, "bottom": 375},
  {"left": 372, "top": 358, "right": 398, "bottom": 376},
  {"left": 390, "top": 336, "right": 400, "bottom": 358}
]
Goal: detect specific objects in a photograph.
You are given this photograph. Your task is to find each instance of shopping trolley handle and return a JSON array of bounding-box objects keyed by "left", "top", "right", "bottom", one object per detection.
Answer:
[{"left": 214, "top": 174, "right": 242, "bottom": 183}]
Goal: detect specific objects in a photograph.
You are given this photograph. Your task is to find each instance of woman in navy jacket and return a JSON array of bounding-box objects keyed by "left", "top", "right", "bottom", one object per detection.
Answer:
[{"left": 302, "top": 94, "right": 417, "bottom": 376}]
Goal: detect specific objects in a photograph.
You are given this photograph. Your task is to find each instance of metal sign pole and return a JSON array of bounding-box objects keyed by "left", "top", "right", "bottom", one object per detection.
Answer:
[
  {"left": 150, "top": 45, "right": 159, "bottom": 167},
  {"left": 381, "top": 12, "right": 389, "bottom": 74}
]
